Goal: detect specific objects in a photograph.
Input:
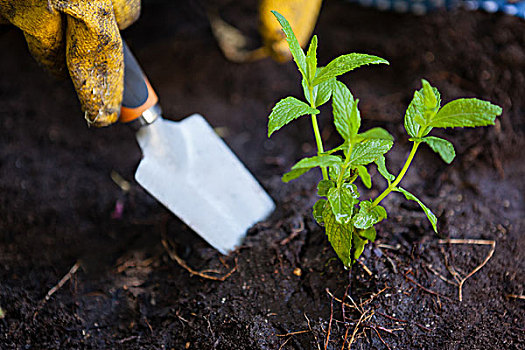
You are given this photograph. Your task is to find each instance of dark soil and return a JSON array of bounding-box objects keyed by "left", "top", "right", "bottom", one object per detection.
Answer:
[{"left": 1, "top": 1, "right": 524, "bottom": 349}]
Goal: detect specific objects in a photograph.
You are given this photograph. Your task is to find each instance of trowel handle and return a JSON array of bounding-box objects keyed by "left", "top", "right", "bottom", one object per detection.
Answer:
[{"left": 120, "top": 41, "right": 159, "bottom": 123}]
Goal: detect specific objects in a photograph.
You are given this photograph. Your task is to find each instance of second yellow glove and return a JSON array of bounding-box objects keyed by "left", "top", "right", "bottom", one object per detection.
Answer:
[{"left": 210, "top": 0, "right": 323, "bottom": 63}]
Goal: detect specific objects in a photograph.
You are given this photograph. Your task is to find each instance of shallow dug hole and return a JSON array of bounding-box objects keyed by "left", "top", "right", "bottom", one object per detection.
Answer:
[{"left": 0, "top": 1, "right": 524, "bottom": 349}]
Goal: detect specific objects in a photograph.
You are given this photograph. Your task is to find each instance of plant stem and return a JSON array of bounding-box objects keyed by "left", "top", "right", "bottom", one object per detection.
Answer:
[
  {"left": 309, "top": 87, "right": 328, "bottom": 180},
  {"left": 336, "top": 143, "right": 353, "bottom": 188},
  {"left": 371, "top": 141, "right": 421, "bottom": 207}
]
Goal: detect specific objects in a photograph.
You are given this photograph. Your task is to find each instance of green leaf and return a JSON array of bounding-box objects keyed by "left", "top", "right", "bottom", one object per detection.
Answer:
[
  {"left": 323, "top": 204, "right": 354, "bottom": 267},
  {"left": 350, "top": 139, "right": 393, "bottom": 166},
  {"left": 358, "top": 226, "right": 377, "bottom": 242},
  {"left": 393, "top": 187, "right": 437, "bottom": 233},
  {"left": 282, "top": 154, "right": 342, "bottom": 182},
  {"left": 374, "top": 205, "right": 387, "bottom": 221},
  {"left": 268, "top": 97, "right": 319, "bottom": 137},
  {"left": 302, "top": 77, "right": 334, "bottom": 107},
  {"left": 352, "top": 201, "right": 387, "bottom": 230},
  {"left": 332, "top": 81, "right": 359, "bottom": 141},
  {"left": 292, "top": 154, "right": 342, "bottom": 170},
  {"left": 405, "top": 88, "right": 441, "bottom": 137},
  {"left": 356, "top": 165, "right": 372, "bottom": 189},
  {"left": 328, "top": 163, "right": 358, "bottom": 183},
  {"left": 405, "top": 90, "right": 425, "bottom": 138},
  {"left": 344, "top": 182, "right": 360, "bottom": 197},
  {"left": 329, "top": 164, "right": 342, "bottom": 181},
  {"left": 357, "top": 127, "right": 393, "bottom": 142},
  {"left": 348, "top": 100, "right": 361, "bottom": 141},
  {"left": 306, "top": 35, "right": 318, "bottom": 84},
  {"left": 421, "top": 136, "right": 456, "bottom": 164},
  {"left": 404, "top": 81, "right": 440, "bottom": 138},
  {"left": 415, "top": 80, "right": 441, "bottom": 126},
  {"left": 375, "top": 156, "right": 395, "bottom": 182},
  {"left": 312, "top": 53, "right": 389, "bottom": 86},
  {"left": 327, "top": 183, "right": 359, "bottom": 225},
  {"left": 271, "top": 11, "right": 307, "bottom": 80},
  {"left": 314, "top": 78, "right": 334, "bottom": 107},
  {"left": 352, "top": 234, "right": 367, "bottom": 260},
  {"left": 317, "top": 179, "right": 335, "bottom": 196},
  {"left": 282, "top": 168, "right": 310, "bottom": 182},
  {"left": 313, "top": 199, "right": 327, "bottom": 224},
  {"left": 429, "top": 98, "right": 502, "bottom": 128},
  {"left": 421, "top": 79, "right": 439, "bottom": 109}
]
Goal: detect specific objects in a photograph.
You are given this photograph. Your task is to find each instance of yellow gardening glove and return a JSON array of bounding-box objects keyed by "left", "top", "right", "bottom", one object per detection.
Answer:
[
  {"left": 210, "top": 0, "right": 322, "bottom": 63},
  {"left": 0, "top": 0, "right": 140, "bottom": 127},
  {"left": 258, "top": 0, "right": 323, "bottom": 62}
]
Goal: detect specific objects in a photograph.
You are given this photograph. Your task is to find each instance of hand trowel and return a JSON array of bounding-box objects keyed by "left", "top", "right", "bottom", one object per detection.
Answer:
[{"left": 119, "top": 42, "right": 275, "bottom": 254}]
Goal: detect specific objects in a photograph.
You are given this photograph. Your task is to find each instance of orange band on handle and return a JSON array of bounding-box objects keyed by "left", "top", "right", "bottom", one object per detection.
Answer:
[{"left": 119, "top": 79, "right": 158, "bottom": 123}]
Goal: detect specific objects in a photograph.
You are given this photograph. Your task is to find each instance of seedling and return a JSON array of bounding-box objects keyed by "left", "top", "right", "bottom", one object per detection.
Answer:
[{"left": 267, "top": 11, "right": 502, "bottom": 267}]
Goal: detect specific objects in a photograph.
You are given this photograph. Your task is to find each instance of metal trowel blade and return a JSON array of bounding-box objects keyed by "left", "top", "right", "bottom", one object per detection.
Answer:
[{"left": 134, "top": 114, "right": 275, "bottom": 254}]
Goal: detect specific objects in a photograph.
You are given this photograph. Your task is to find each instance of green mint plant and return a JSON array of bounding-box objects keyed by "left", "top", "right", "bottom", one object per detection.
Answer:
[{"left": 267, "top": 11, "right": 502, "bottom": 267}]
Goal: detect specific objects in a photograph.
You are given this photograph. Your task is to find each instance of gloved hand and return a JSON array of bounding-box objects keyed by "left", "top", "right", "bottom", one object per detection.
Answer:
[
  {"left": 258, "top": 0, "right": 323, "bottom": 62},
  {"left": 0, "top": 0, "right": 140, "bottom": 127},
  {"left": 210, "top": 0, "right": 323, "bottom": 63}
]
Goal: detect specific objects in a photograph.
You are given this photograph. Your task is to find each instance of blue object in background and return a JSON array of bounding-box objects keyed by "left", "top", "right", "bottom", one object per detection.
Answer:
[{"left": 348, "top": 0, "right": 525, "bottom": 19}]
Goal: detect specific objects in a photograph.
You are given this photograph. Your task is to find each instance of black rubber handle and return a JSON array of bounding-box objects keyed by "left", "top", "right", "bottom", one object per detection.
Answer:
[
  {"left": 122, "top": 41, "right": 149, "bottom": 109},
  {"left": 120, "top": 41, "right": 158, "bottom": 123}
]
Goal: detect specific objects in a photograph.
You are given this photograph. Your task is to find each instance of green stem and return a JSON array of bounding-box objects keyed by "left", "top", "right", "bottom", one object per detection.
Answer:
[
  {"left": 336, "top": 143, "right": 353, "bottom": 188},
  {"left": 371, "top": 141, "right": 421, "bottom": 207},
  {"left": 309, "top": 87, "right": 328, "bottom": 180}
]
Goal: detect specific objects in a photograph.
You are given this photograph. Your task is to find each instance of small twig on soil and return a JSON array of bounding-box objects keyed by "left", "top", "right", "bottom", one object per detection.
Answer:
[
  {"left": 382, "top": 250, "right": 399, "bottom": 274},
  {"left": 506, "top": 294, "right": 525, "bottom": 300},
  {"left": 348, "top": 309, "right": 371, "bottom": 349},
  {"left": 116, "top": 254, "right": 157, "bottom": 273},
  {"left": 110, "top": 170, "right": 131, "bottom": 192},
  {"left": 347, "top": 294, "right": 364, "bottom": 315},
  {"left": 361, "top": 285, "right": 389, "bottom": 307},
  {"left": 325, "top": 288, "right": 357, "bottom": 310},
  {"left": 118, "top": 335, "right": 140, "bottom": 344},
  {"left": 426, "top": 264, "right": 458, "bottom": 287},
  {"left": 376, "top": 311, "right": 408, "bottom": 324},
  {"left": 438, "top": 239, "right": 496, "bottom": 302},
  {"left": 276, "top": 328, "right": 310, "bottom": 350},
  {"left": 324, "top": 297, "right": 334, "bottom": 350},
  {"left": 438, "top": 238, "right": 495, "bottom": 246},
  {"left": 175, "top": 309, "right": 190, "bottom": 325},
  {"left": 357, "top": 259, "right": 373, "bottom": 276},
  {"left": 304, "top": 313, "right": 322, "bottom": 350},
  {"left": 341, "top": 326, "right": 351, "bottom": 350},
  {"left": 377, "top": 243, "right": 400, "bottom": 251},
  {"left": 143, "top": 316, "right": 154, "bottom": 334},
  {"left": 218, "top": 256, "right": 230, "bottom": 269},
  {"left": 161, "top": 239, "right": 237, "bottom": 281},
  {"left": 275, "top": 329, "right": 310, "bottom": 337},
  {"left": 280, "top": 219, "right": 305, "bottom": 246},
  {"left": 370, "top": 326, "right": 392, "bottom": 350},
  {"left": 278, "top": 336, "right": 292, "bottom": 350},
  {"left": 374, "top": 325, "right": 404, "bottom": 334},
  {"left": 33, "top": 260, "right": 81, "bottom": 320},
  {"left": 43, "top": 261, "right": 81, "bottom": 302},
  {"left": 403, "top": 270, "right": 452, "bottom": 302},
  {"left": 440, "top": 246, "right": 463, "bottom": 284},
  {"left": 415, "top": 323, "right": 433, "bottom": 332}
]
